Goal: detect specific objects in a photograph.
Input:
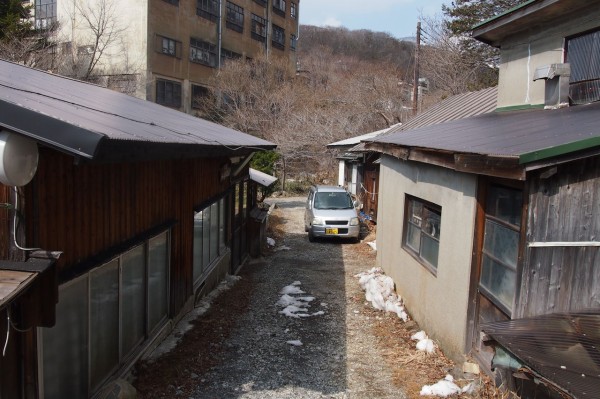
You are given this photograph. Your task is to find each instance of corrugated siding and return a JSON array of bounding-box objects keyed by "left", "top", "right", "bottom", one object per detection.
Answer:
[{"left": 24, "top": 149, "right": 230, "bottom": 314}]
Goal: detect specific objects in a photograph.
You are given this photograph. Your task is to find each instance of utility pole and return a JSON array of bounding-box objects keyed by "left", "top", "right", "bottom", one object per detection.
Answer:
[{"left": 412, "top": 21, "right": 421, "bottom": 115}]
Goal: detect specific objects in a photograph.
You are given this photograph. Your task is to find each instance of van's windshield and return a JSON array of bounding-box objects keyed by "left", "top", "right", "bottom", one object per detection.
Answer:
[{"left": 314, "top": 192, "right": 354, "bottom": 210}]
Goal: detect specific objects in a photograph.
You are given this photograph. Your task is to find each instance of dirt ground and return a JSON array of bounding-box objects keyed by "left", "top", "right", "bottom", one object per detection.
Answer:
[{"left": 133, "top": 197, "right": 508, "bottom": 398}]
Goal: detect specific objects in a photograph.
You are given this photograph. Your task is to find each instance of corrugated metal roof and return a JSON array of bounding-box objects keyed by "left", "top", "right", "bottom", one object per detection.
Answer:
[
  {"left": 0, "top": 60, "right": 275, "bottom": 160},
  {"left": 327, "top": 123, "right": 402, "bottom": 148},
  {"left": 370, "top": 100, "right": 600, "bottom": 162},
  {"left": 483, "top": 312, "right": 600, "bottom": 398},
  {"left": 385, "top": 87, "right": 498, "bottom": 134}
]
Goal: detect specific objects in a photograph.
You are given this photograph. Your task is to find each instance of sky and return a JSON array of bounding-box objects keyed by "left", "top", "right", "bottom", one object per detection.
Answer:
[{"left": 299, "top": 0, "right": 449, "bottom": 40}]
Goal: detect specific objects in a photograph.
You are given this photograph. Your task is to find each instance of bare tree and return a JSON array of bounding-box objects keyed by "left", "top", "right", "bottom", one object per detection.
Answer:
[
  {"left": 57, "top": 0, "right": 128, "bottom": 81},
  {"left": 419, "top": 14, "right": 499, "bottom": 95}
]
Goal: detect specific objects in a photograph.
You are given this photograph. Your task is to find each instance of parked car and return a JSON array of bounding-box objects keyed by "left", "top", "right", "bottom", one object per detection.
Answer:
[{"left": 304, "top": 185, "right": 360, "bottom": 243}]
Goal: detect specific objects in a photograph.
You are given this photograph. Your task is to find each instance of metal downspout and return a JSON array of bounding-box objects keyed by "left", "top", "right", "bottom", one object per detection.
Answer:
[{"left": 218, "top": 0, "right": 223, "bottom": 68}]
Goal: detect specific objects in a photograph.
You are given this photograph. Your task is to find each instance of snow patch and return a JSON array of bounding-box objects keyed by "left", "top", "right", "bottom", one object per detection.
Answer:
[
  {"left": 355, "top": 267, "right": 408, "bottom": 321},
  {"left": 420, "top": 375, "right": 472, "bottom": 397},
  {"left": 277, "top": 282, "right": 325, "bottom": 319}
]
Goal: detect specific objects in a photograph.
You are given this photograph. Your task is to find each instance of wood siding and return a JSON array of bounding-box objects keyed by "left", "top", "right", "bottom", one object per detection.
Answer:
[
  {"left": 22, "top": 148, "right": 232, "bottom": 315},
  {"left": 518, "top": 156, "right": 600, "bottom": 317}
]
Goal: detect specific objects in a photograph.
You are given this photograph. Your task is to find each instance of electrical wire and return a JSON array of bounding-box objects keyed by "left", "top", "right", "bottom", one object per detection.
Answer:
[
  {"left": 3, "top": 312, "right": 9, "bottom": 357},
  {"left": 360, "top": 183, "right": 377, "bottom": 196},
  {"left": 12, "top": 186, "right": 40, "bottom": 252},
  {"left": 0, "top": 82, "right": 273, "bottom": 153}
]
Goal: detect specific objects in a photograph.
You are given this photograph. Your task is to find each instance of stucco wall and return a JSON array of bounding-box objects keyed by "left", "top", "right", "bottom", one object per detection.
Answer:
[
  {"left": 497, "top": 7, "right": 600, "bottom": 108},
  {"left": 376, "top": 156, "right": 477, "bottom": 360}
]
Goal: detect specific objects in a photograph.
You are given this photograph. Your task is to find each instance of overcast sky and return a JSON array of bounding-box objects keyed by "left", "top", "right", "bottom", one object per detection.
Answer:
[{"left": 299, "top": 0, "right": 449, "bottom": 39}]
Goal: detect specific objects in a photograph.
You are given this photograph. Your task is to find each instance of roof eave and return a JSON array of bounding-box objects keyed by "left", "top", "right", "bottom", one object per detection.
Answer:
[{"left": 365, "top": 141, "right": 525, "bottom": 180}]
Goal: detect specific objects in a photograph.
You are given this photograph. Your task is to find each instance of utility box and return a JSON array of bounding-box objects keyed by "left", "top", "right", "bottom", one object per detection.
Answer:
[{"left": 248, "top": 205, "right": 270, "bottom": 257}]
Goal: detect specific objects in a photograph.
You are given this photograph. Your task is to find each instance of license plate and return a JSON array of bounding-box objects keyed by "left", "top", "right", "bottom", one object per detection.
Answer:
[{"left": 325, "top": 228, "right": 338, "bottom": 235}]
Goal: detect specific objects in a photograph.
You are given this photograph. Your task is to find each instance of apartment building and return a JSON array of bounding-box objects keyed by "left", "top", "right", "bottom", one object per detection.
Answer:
[{"left": 30, "top": 0, "right": 300, "bottom": 114}]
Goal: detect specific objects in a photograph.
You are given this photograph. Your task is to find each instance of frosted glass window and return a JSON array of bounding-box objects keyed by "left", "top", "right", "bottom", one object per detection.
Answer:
[
  {"left": 121, "top": 245, "right": 145, "bottom": 357},
  {"left": 90, "top": 260, "right": 119, "bottom": 390},
  {"left": 219, "top": 198, "right": 226, "bottom": 253},
  {"left": 210, "top": 203, "right": 219, "bottom": 261},
  {"left": 42, "top": 276, "right": 88, "bottom": 399},
  {"left": 403, "top": 196, "right": 441, "bottom": 271},
  {"left": 202, "top": 208, "right": 211, "bottom": 267},
  {"left": 193, "top": 210, "right": 204, "bottom": 282},
  {"left": 148, "top": 232, "right": 169, "bottom": 332}
]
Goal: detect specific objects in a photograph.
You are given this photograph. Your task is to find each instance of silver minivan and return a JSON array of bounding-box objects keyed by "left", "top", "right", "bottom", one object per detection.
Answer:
[{"left": 304, "top": 185, "right": 360, "bottom": 242}]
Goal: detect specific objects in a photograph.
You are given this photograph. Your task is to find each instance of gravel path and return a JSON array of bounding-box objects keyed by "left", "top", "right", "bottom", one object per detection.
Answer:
[{"left": 189, "top": 197, "right": 406, "bottom": 399}]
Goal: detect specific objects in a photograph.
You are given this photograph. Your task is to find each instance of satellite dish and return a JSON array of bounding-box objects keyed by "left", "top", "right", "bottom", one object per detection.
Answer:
[{"left": 0, "top": 131, "right": 39, "bottom": 187}]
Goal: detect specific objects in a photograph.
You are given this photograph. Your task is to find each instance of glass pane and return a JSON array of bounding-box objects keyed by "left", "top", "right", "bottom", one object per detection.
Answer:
[
  {"left": 486, "top": 185, "right": 522, "bottom": 226},
  {"left": 121, "top": 245, "right": 145, "bottom": 357},
  {"left": 422, "top": 207, "right": 441, "bottom": 239},
  {"left": 242, "top": 182, "right": 248, "bottom": 218},
  {"left": 148, "top": 232, "right": 169, "bottom": 332},
  {"left": 483, "top": 220, "right": 519, "bottom": 269},
  {"left": 210, "top": 203, "right": 219, "bottom": 262},
  {"left": 202, "top": 208, "right": 210, "bottom": 268},
  {"left": 193, "top": 211, "right": 203, "bottom": 281},
  {"left": 481, "top": 254, "right": 516, "bottom": 311},
  {"left": 409, "top": 199, "right": 423, "bottom": 227},
  {"left": 42, "top": 277, "right": 88, "bottom": 398},
  {"left": 90, "top": 260, "right": 119, "bottom": 390},
  {"left": 405, "top": 223, "right": 421, "bottom": 252},
  {"left": 219, "top": 198, "right": 226, "bottom": 254},
  {"left": 421, "top": 235, "right": 439, "bottom": 268}
]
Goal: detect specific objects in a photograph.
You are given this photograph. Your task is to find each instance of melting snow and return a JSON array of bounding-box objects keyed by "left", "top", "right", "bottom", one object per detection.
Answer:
[
  {"left": 420, "top": 375, "right": 473, "bottom": 397},
  {"left": 355, "top": 267, "right": 408, "bottom": 321},
  {"left": 277, "top": 281, "right": 325, "bottom": 319}
]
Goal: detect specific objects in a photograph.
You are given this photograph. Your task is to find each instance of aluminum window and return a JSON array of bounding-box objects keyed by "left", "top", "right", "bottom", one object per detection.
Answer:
[
  {"left": 290, "top": 2, "right": 297, "bottom": 19},
  {"left": 193, "top": 198, "right": 229, "bottom": 284},
  {"left": 566, "top": 29, "right": 600, "bottom": 104},
  {"left": 155, "top": 35, "right": 181, "bottom": 58},
  {"left": 272, "top": 0, "right": 285, "bottom": 17},
  {"left": 272, "top": 24, "right": 285, "bottom": 50},
  {"left": 34, "top": 0, "right": 57, "bottom": 30},
  {"left": 40, "top": 231, "right": 170, "bottom": 397},
  {"left": 251, "top": 14, "right": 267, "bottom": 42},
  {"left": 197, "top": 0, "right": 219, "bottom": 22},
  {"left": 156, "top": 79, "right": 182, "bottom": 108},
  {"left": 403, "top": 196, "right": 441, "bottom": 273},
  {"left": 190, "top": 38, "right": 217, "bottom": 67},
  {"left": 479, "top": 184, "right": 522, "bottom": 315},
  {"left": 226, "top": 1, "right": 244, "bottom": 33}
]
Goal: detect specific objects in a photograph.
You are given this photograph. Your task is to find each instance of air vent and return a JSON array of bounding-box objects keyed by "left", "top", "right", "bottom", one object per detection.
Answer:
[{"left": 533, "top": 63, "right": 571, "bottom": 109}]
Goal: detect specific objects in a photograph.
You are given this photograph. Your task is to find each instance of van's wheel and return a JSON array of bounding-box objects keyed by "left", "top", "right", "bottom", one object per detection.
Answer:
[{"left": 308, "top": 231, "right": 315, "bottom": 242}]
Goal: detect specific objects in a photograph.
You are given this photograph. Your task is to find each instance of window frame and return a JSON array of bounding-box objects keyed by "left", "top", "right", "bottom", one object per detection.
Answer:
[
  {"left": 272, "top": 24, "right": 285, "bottom": 50},
  {"left": 253, "top": 0, "right": 266, "bottom": 6},
  {"left": 290, "top": 33, "right": 297, "bottom": 51},
  {"left": 478, "top": 183, "right": 523, "bottom": 316},
  {"left": 39, "top": 230, "right": 171, "bottom": 397},
  {"left": 156, "top": 78, "right": 182, "bottom": 109},
  {"left": 226, "top": 1, "right": 244, "bottom": 33},
  {"left": 162, "top": 0, "right": 179, "bottom": 5},
  {"left": 197, "top": 0, "right": 219, "bottom": 22},
  {"left": 402, "top": 195, "right": 442, "bottom": 275},
  {"left": 193, "top": 196, "right": 230, "bottom": 285},
  {"left": 190, "top": 37, "right": 217, "bottom": 67},
  {"left": 272, "top": 0, "right": 286, "bottom": 17},
  {"left": 251, "top": 14, "right": 267, "bottom": 43},
  {"left": 290, "top": 2, "right": 297, "bottom": 19},
  {"left": 34, "top": 0, "right": 57, "bottom": 30},
  {"left": 565, "top": 28, "right": 600, "bottom": 104},
  {"left": 155, "top": 34, "right": 182, "bottom": 58}
]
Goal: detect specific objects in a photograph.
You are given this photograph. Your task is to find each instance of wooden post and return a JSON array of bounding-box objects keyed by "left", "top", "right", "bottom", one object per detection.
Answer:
[{"left": 412, "top": 21, "right": 421, "bottom": 115}]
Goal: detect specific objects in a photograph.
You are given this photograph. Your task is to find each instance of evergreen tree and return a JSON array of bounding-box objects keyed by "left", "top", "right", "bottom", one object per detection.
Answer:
[
  {"left": 0, "top": 0, "right": 32, "bottom": 40},
  {"left": 441, "top": 0, "right": 522, "bottom": 88}
]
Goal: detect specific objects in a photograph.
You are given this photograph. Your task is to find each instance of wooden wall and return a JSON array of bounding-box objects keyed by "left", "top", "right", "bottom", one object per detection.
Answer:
[
  {"left": 517, "top": 156, "right": 600, "bottom": 317},
  {"left": 22, "top": 148, "right": 231, "bottom": 315}
]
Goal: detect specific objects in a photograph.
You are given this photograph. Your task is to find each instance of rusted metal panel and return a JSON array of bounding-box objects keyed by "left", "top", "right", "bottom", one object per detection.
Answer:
[{"left": 482, "top": 311, "right": 600, "bottom": 398}]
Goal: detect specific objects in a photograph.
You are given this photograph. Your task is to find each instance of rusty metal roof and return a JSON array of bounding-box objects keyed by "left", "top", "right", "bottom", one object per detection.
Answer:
[
  {"left": 386, "top": 87, "right": 498, "bottom": 134},
  {"left": 369, "top": 100, "right": 600, "bottom": 163},
  {"left": 0, "top": 60, "right": 275, "bottom": 161},
  {"left": 482, "top": 312, "right": 600, "bottom": 398}
]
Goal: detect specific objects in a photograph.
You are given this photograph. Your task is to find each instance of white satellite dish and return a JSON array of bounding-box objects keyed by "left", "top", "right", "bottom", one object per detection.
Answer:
[{"left": 0, "top": 131, "right": 39, "bottom": 187}]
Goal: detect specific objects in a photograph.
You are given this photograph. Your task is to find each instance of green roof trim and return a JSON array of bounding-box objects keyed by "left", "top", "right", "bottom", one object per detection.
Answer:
[
  {"left": 495, "top": 104, "right": 545, "bottom": 112},
  {"left": 519, "top": 136, "right": 600, "bottom": 164},
  {"left": 471, "top": 0, "right": 538, "bottom": 30}
]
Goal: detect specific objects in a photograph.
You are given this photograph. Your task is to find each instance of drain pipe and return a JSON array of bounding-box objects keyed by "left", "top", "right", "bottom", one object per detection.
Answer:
[{"left": 217, "top": 0, "right": 223, "bottom": 68}]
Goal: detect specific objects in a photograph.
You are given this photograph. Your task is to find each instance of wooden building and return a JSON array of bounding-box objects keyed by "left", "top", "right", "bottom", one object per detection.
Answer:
[
  {"left": 0, "top": 59, "right": 275, "bottom": 398},
  {"left": 365, "top": 2, "right": 600, "bottom": 396}
]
